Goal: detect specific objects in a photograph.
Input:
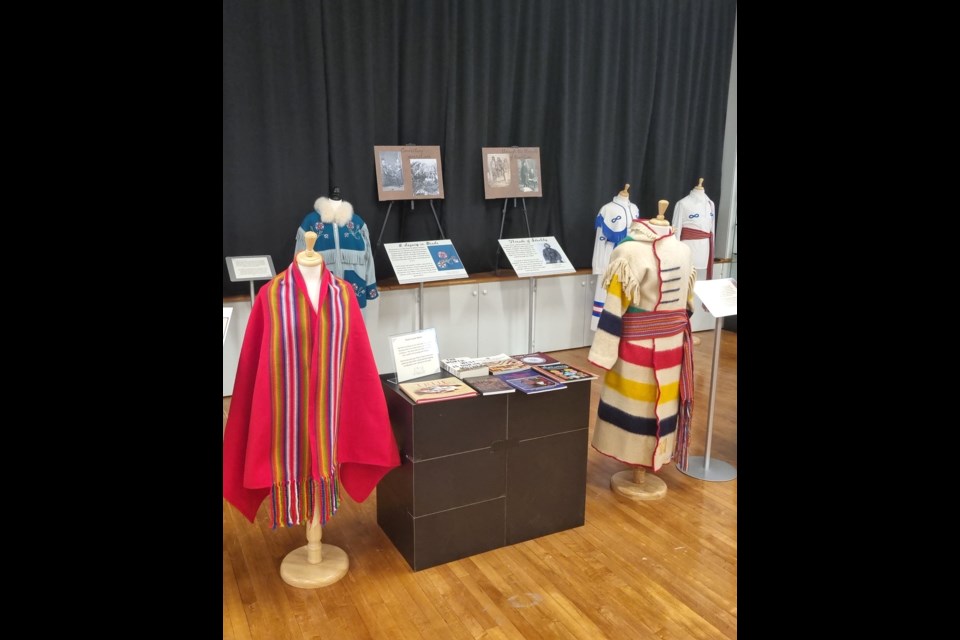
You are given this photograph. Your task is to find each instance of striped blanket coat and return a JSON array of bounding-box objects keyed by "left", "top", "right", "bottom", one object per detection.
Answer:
[
  {"left": 223, "top": 263, "right": 400, "bottom": 527},
  {"left": 589, "top": 221, "right": 696, "bottom": 471}
]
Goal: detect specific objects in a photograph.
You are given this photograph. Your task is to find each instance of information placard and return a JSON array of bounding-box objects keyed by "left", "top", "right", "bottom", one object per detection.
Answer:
[
  {"left": 693, "top": 278, "right": 737, "bottom": 318},
  {"left": 225, "top": 255, "right": 277, "bottom": 281},
  {"left": 384, "top": 240, "right": 470, "bottom": 284},
  {"left": 389, "top": 328, "right": 441, "bottom": 383},
  {"left": 496, "top": 236, "right": 575, "bottom": 277}
]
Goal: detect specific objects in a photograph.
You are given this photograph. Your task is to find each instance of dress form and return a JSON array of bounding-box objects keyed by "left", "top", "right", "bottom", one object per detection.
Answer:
[
  {"left": 330, "top": 186, "right": 343, "bottom": 210},
  {"left": 675, "top": 179, "right": 714, "bottom": 344},
  {"left": 648, "top": 199, "right": 671, "bottom": 226},
  {"left": 610, "top": 466, "right": 668, "bottom": 501},
  {"left": 609, "top": 201, "right": 672, "bottom": 501},
  {"left": 279, "top": 231, "right": 350, "bottom": 588},
  {"left": 591, "top": 185, "right": 641, "bottom": 331}
]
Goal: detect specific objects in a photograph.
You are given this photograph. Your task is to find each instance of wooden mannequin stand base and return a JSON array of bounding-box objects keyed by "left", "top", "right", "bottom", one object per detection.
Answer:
[
  {"left": 610, "top": 467, "right": 667, "bottom": 501},
  {"left": 279, "top": 505, "right": 349, "bottom": 589}
]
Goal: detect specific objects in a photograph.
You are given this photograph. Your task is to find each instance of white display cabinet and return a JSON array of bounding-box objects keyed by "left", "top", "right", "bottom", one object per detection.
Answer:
[
  {"left": 422, "top": 282, "right": 480, "bottom": 359},
  {"left": 582, "top": 275, "right": 599, "bottom": 347},
  {"left": 412, "top": 279, "right": 529, "bottom": 362},
  {"left": 223, "top": 300, "right": 252, "bottom": 397},
  {"left": 533, "top": 274, "right": 590, "bottom": 353},
  {"left": 361, "top": 289, "right": 419, "bottom": 373},
  {"left": 477, "top": 279, "right": 530, "bottom": 357}
]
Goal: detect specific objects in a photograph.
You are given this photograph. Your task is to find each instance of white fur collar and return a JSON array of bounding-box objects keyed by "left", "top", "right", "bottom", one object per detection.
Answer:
[{"left": 314, "top": 197, "right": 354, "bottom": 225}]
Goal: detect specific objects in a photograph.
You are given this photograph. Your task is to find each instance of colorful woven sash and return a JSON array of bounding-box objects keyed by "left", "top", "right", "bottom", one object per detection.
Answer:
[
  {"left": 266, "top": 267, "right": 351, "bottom": 528},
  {"left": 621, "top": 309, "right": 694, "bottom": 470},
  {"left": 680, "top": 227, "right": 714, "bottom": 280}
]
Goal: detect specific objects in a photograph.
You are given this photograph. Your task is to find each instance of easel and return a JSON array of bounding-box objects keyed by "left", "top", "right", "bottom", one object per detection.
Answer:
[
  {"left": 375, "top": 198, "right": 446, "bottom": 254},
  {"left": 494, "top": 197, "right": 532, "bottom": 275},
  {"left": 374, "top": 143, "right": 446, "bottom": 255}
]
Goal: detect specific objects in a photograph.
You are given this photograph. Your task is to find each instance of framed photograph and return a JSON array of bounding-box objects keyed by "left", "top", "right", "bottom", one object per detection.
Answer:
[
  {"left": 481, "top": 147, "right": 542, "bottom": 199},
  {"left": 374, "top": 145, "right": 445, "bottom": 201}
]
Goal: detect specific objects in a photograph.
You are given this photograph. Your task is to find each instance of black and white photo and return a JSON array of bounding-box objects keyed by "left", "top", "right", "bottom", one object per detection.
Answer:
[
  {"left": 486, "top": 153, "right": 511, "bottom": 187},
  {"left": 411, "top": 158, "right": 440, "bottom": 196},
  {"left": 518, "top": 158, "right": 539, "bottom": 193},
  {"left": 379, "top": 151, "right": 404, "bottom": 191},
  {"left": 373, "top": 145, "right": 444, "bottom": 200},
  {"left": 480, "top": 147, "right": 542, "bottom": 199}
]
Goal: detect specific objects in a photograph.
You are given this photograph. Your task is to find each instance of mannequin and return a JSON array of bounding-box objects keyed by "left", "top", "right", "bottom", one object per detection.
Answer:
[
  {"left": 295, "top": 192, "right": 379, "bottom": 308},
  {"left": 647, "top": 198, "right": 671, "bottom": 226},
  {"left": 223, "top": 230, "right": 401, "bottom": 589},
  {"left": 673, "top": 178, "right": 716, "bottom": 280},
  {"left": 591, "top": 184, "right": 641, "bottom": 331},
  {"left": 589, "top": 199, "right": 696, "bottom": 501},
  {"left": 278, "top": 231, "right": 349, "bottom": 588}
]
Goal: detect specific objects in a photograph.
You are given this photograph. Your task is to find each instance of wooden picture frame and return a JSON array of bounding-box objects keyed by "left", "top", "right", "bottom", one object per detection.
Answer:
[
  {"left": 481, "top": 147, "right": 542, "bottom": 199},
  {"left": 374, "top": 145, "right": 445, "bottom": 201}
]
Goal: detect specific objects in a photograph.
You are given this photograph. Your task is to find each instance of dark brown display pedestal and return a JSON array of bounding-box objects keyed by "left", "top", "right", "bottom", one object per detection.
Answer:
[{"left": 377, "top": 373, "right": 589, "bottom": 571}]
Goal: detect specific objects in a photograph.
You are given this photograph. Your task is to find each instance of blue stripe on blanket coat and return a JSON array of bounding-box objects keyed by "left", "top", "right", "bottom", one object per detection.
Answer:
[
  {"left": 597, "top": 311, "right": 623, "bottom": 336},
  {"left": 597, "top": 401, "right": 678, "bottom": 437}
]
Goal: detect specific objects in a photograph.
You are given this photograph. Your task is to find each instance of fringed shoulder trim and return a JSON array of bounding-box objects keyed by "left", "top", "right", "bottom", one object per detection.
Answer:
[{"left": 602, "top": 258, "right": 642, "bottom": 302}]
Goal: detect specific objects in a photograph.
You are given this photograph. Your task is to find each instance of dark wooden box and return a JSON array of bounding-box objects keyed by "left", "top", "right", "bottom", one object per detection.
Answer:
[{"left": 377, "top": 373, "right": 589, "bottom": 571}]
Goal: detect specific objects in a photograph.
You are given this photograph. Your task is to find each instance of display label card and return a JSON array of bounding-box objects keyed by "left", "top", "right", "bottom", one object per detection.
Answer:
[
  {"left": 384, "top": 240, "right": 470, "bottom": 284},
  {"left": 497, "top": 236, "right": 575, "bottom": 277},
  {"left": 225, "top": 255, "right": 277, "bottom": 281},
  {"left": 694, "top": 278, "right": 737, "bottom": 318},
  {"left": 223, "top": 307, "right": 233, "bottom": 344},
  {"left": 389, "top": 328, "right": 441, "bottom": 383}
]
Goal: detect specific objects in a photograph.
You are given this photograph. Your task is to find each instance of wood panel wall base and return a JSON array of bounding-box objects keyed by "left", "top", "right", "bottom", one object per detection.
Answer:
[
  {"left": 610, "top": 469, "right": 667, "bottom": 501},
  {"left": 279, "top": 544, "right": 349, "bottom": 588}
]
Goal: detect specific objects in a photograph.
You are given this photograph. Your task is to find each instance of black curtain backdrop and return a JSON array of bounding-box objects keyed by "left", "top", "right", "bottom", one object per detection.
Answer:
[{"left": 223, "top": 0, "right": 737, "bottom": 296}]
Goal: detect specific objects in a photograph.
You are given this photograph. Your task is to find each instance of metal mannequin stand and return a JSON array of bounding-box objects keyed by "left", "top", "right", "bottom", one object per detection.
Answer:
[{"left": 678, "top": 278, "right": 737, "bottom": 482}]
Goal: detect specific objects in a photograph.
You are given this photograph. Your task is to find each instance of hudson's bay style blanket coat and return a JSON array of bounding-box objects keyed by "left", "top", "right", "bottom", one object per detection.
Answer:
[
  {"left": 223, "top": 263, "right": 400, "bottom": 527},
  {"left": 589, "top": 221, "right": 696, "bottom": 471},
  {"left": 295, "top": 197, "right": 379, "bottom": 308}
]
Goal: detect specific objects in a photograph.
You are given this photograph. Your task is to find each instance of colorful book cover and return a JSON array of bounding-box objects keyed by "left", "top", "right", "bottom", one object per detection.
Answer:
[
  {"left": 533, "top": 362, "right": 598, "bottom": 384},
  {"left": 510, "top": 352, "right": 561, "bottom": 366},
  {"left": 495, "top": 370, "right": 567, "bottom": 394},
  {"left": 440, "top": 357, "right": 489, "bottom": 379},
  {"left": 476, "top": 353, "right": 530, "bottom": 375},
  {"left": 398, "top": 377, "right": 479, "bottom": 404},
  {"left": 465, "top": 375, "right": 516, "bottom": 395}
]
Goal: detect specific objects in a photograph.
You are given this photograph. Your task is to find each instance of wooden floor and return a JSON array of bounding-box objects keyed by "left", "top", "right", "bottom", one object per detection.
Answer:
[{"left": 223, "top": 330, "right": 737, "bottom": 640}]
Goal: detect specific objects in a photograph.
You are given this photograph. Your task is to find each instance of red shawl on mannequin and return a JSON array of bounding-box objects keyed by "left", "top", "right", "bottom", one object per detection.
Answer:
[{"left": 223, "top": 263, "right": 399, "bottom": 526}]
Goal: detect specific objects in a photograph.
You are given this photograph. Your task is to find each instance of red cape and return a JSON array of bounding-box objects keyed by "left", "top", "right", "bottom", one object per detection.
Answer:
[{"left": 223, "top": 265, "right": 400, "bottom": 522}]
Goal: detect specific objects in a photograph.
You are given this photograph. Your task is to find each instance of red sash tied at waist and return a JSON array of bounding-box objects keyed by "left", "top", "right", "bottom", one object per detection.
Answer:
[{"left": 680, "top": 227, "right": 714, "bottom": 280}]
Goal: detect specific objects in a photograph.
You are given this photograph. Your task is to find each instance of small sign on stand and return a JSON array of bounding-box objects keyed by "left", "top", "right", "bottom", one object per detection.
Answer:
[
  {"left": 678, "top": 278, "right": 737, "bottom": 483},
  {"left": 496, "top": 236, "right": 575, "bottom": 277},
  {"left": 225, "top": 255, "right": 277, "bottom": 307},
  {"left": 388, "top": 328, "right": 441, "bottom": 383},
  {"left": 495, "top": 236, "right": 575, "bottom": 352},
  {"left": 383, "top": 240, "right": 469, "bottom": 285},
  {"left": 384, "top": 240, "right": 470, "bottom": 331}
]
